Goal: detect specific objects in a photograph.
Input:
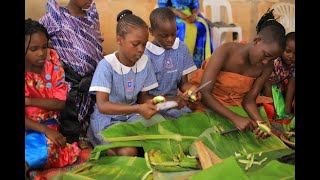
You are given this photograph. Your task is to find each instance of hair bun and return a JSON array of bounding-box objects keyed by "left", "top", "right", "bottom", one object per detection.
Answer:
[{"left": 117, "top": 9, "right": 133, "bottom": 22}]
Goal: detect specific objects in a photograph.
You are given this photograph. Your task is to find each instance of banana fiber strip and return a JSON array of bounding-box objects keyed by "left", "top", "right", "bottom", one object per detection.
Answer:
[{"left": 103, "top": 134, "right": 197, "bottom": 142}]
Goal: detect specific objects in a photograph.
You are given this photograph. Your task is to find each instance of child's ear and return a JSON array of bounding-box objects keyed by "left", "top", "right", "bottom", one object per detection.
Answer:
[
  {"left": 253, "top": 36, "right": 262, "bottom": 46},
  {"left": 116, "top": 35, "right": 122, "bottom": 45}
]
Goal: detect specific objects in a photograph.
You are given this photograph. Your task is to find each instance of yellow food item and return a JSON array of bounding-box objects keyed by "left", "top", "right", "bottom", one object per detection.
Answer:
[
  {"left": 153, "top": 96, "right": 165, "bottom": 104},
  {"left": 187, "top": 90, "right": 197, "bottom": 102}
]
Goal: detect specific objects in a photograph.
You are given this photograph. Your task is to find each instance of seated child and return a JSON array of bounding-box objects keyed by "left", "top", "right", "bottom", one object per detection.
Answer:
[
  {"left": 86, "top": 10, "right": 160, "bottom": 156},
  {"left": 25, "top": 19, "right": 81, "bottom": 173},
  {"left": 144, "top": 7, "right": 201, "bottom": 119},
  {"left": 199, "top": 9, "right": 286, "bottom": 139},
  {"left": 263, "top": 32, "right": 295, "bottom": 120}
]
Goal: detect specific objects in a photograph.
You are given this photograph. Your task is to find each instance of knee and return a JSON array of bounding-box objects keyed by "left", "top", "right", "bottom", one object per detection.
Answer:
[{"left": 116, "top": 147, "right": 138, "bottom": 156}]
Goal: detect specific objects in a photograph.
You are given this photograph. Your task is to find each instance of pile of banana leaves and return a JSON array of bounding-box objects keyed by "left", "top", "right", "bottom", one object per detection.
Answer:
[{"left": 53, "top": 107, "right": 294, "bottom": 180}]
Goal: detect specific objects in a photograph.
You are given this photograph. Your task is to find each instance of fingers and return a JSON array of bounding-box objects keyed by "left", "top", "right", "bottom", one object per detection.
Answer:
[
  {"left": 57, "top": 135, "right": 66, "bottom": 148},
  {"left": 254, "top": 128, "right": 269, "bottom": 139}
]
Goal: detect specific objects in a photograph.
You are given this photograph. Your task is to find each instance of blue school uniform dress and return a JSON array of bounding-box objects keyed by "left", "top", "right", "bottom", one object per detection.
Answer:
[
  {"left": 86, "top": 53, "right": 158, "bottom": 146},
  {"left": 145, "top": 38, "right": 197, "bottom": 118}
]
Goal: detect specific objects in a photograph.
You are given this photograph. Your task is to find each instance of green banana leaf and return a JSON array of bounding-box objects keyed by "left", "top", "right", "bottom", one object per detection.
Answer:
[
  {"left": 50, "top": 156, "right": 152, "bottom": 180},
  {"left": 189, "top": 107, "right": 293, "bottom": 172},
  {"left": 189, "top": 157, "right": 294, "bottom": 180},
  {"left": 247, "top": 160, "right": 295, "bottom": 180},
  {"left": 90, "top": 111, "right": 215, "bottom": 160}
]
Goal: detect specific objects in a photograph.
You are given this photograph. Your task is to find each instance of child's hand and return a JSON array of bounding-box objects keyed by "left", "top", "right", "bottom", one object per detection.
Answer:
[
  {"left": 183, "top": 85, "right": 202, "bottom": 102},
  {"left": 174, "top": 96, "right": 189, "bottom": 109},
  {"left": 44, "top": 128, "right": 67, "bottom": 148},
  {"left": 254, "top": 121, "right": 271, "bottom": 139},
  {"left": 138, "top": 100, "right": 159, "bottom": 119},
  {"left": 233, "top": 116, "right": 256, "bottom": 132},
  {"left": 253, "top": 127, "right": 270, "bottom": 139}
]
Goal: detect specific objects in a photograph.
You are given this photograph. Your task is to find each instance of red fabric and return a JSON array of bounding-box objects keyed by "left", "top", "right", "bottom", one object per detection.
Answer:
[
  {"left": 30, "top": 148, "right": 92, "bottom": 180},
  {"left": 25, "top": 49, "right": 68, "bottom": 122},
  {"left": 262, "top": 103, "right": 291, "bottom": 125}
]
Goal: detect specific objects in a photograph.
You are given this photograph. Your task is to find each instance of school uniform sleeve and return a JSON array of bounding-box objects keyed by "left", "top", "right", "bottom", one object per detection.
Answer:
[
  {"left": 39, "top": 0, "right": 62, "bottom": 36},
  {"left": 180, "top": 42, "right": 197, "bottom": 76},
  {"left": 89, "top": 59, "right": 112, "bottom": 94},
  {"left": 141, "top": 60, "right": 159, "bottom": 92},
  {"left": 50, "top": 49, "right": 68, "bottom": 101}
]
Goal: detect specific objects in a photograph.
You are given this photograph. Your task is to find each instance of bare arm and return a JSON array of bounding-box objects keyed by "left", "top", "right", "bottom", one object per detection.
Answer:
[
  {"left": 200, "top": 45, "right": 250, "bottom": 127},
  {"left": 170, "top": 8, "right": 188, "bottom": 20},
  {"left": 263, "top": 80, "right": 273, "bottom": 97},
  {"left": 137, "top": 91, "right": 155, "bottom": 104},
  {"left": 25, "top": 117, "right": 66, "bottom": 147},
  {"left": 242, "top": 65, "right": 273, "bottom": 122},
  {"left": 285, "top": 76, "right": 295, "bottom": 114},
  {"left": 96, "top": 91, "right": 159, "bottom": 119},
  {"left": 25, "top": 97, "right": 65, "bottom": 111}
]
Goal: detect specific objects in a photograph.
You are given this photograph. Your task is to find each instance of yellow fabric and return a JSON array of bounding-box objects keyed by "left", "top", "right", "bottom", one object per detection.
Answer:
[{"left": 181, "top": 8, "right": 197, "bottom": 56}]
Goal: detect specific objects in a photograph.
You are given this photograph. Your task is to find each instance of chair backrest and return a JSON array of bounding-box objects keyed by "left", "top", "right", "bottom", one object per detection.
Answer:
[
  {"left": 271, "top": 2, "right": 295, "bottom": 33},
  {"left": 202, "top": 0, "right": 234, "bottom": 24}
]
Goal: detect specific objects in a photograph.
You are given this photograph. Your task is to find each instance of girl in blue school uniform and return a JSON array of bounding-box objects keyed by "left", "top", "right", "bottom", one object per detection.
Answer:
[
  {"left": 144, "top": 7, "right": 199, "bottom": 119},
  {"left": 86, "top": 9, "right": 159, "bottom": 156}
]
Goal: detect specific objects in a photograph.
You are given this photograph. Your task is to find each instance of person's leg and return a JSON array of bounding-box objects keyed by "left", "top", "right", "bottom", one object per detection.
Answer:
[{"left": 25, "top": 162, "right": 30, "bottom": 180}]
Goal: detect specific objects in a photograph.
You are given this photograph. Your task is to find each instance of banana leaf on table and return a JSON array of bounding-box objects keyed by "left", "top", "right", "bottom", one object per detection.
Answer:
[
  {"left": 189, "top": 107, "right": 294, "bottom": 172},
  {"left": 90, "top": 111, "right": 216, "bottom": 161},
  {"left": 50, "top": 156, "right": 152, "bottom": 180},
  {"left": 189, "top": 157, "right": 294, "bottom": 180},
  {"left": 80, "top": 106, "right": 294, "bottom": 178}
]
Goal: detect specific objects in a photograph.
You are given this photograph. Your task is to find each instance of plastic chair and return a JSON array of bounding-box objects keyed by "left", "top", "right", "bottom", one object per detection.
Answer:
[
  {"left": 271, "top": 2, "right": 295, "bottom": 33},
  {"left": 202, "top": 0, "right": 242, "bottom": 48}
]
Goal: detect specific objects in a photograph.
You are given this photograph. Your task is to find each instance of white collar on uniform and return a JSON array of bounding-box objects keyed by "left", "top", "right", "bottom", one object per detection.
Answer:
[
  {"left": 146, "top": 38, "right": 180, "bottom": 55},
  {"left": 104, "top": 52, "right": 148, "bottom": 74}
]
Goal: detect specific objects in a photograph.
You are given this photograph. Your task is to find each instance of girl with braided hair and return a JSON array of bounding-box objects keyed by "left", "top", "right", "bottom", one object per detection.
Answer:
[
  {"left": 25, "top": 18, "right": 81, "bottom": 174},
  {"left": 86, "top": 10, "right": 160, "bottom": 156},
  {"left": 198, "top": 9, "right": 286, "bottom": 139}
]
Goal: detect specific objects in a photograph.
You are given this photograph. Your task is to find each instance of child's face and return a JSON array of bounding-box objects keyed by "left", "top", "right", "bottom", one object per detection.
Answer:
[
  {"left": 25, "top": 32, "right": 48, "bottom": 68},
  {"left": 282, "top": 39, "right": 295, "bottom": 65},
  {"left": 71, "top": 0, "right": 93, "bottom": 9},
  {"left": 150, "top": 20, "right": 177, "bottom": 50},
  {"left": 117, "top": 26, "right": 149, "bottom": 64},
  {"left": 250, "top": 38, "right": 283, "bottom": 66}
]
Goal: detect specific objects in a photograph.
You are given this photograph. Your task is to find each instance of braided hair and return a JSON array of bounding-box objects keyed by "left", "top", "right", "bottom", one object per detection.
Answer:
[
  {"left": 150, "top": 7, "right": 176, "bottom": 29},
  {"left": 116, "top": 9, "right": 148, "bottom": 37},
  {"left": 25, "top": 18, "right": 49, "bottom": 55},
  {"left": 256, "top": 9, "right": 286, "bottom": 51}
]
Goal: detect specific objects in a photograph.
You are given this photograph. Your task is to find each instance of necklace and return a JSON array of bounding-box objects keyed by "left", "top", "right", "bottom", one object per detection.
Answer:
[{"left": 120, "top": 64, "right": 137, "bottom": 105}]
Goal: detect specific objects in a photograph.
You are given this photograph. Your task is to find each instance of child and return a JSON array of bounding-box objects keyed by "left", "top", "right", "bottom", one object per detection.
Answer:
[
  {"left": 86, "top": 10, "right": 160, "bottom": 156},
  {"left": 263, "top": 32, "right": 295, "bottom": 119},
  {"left": 199, "top": 9, "right": 286, "bottom": 139},
  {"left": 25, "top": 19, "right": 80, "bottom": 173},
  {"left": 158, "top": 0, "right": 214, "bottom": 68},
  {"left": 144, "top": 7, "right": 200, "bottom": 119},
  {"left": 39, "top": 0, "right": 104, "bottom": 147}
]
